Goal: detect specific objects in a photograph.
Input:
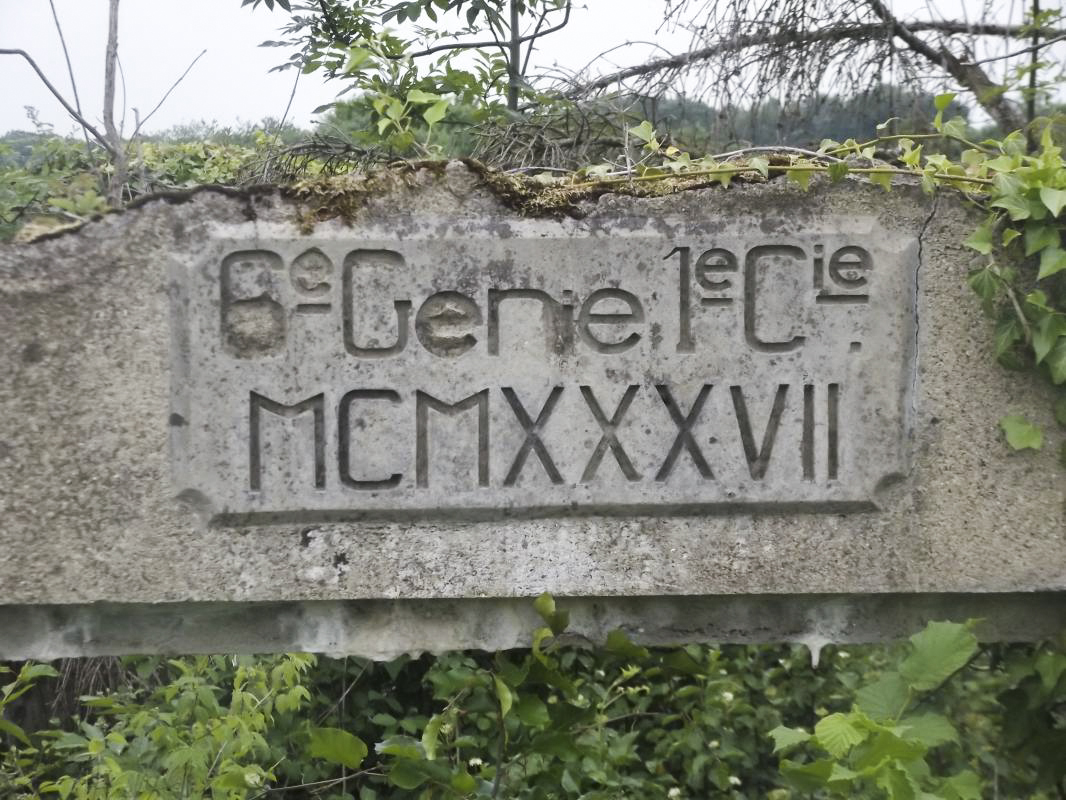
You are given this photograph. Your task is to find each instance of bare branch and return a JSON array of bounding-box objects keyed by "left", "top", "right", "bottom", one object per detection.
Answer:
[
  {"left": 47, "top": 0, "right": 84, "bottom": 125},
  {"left": 0, "top": 48, "right": 113, "bottom": 153},
  {"left": 389, "top": 1, "right": 572, "bottom": 61},
  {"left": 963, "top": 31, "right": 1066, "bottom": 65},
  {"left": 103, "top": 0, "right": 125, "bottom": 205},
  {"left": 130, "top": 49, "right": 208, "bottom": 139},
  {"left": 570, "top": 18, "right": 1066, "bottom": 97}
]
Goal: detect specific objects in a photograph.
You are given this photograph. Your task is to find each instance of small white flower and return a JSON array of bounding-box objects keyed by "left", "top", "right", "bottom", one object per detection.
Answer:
[
  {"left": 667, "top": 788, "right": 682, "bottom": 798},
  {"left": 729, "top": 776, "right": 742, "bottom": 786},
  {"left": 709, "top": 740, "right": 720, "bottom": 749},
  {"left": 721, "top": 691, "right": 734, "bottom": 702},
  {"left": 468, "top": 757, "right": 483, "bottom": 767},
  {"left": 838, "top": 651, "right": 850, "bottom": 659}
]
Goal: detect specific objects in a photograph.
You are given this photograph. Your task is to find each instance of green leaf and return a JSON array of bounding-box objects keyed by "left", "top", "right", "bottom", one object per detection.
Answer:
[
  {"left": 1038, "top": 246, "right": 1066, "bottom": 279},
  {"left": 451, "top": 769, "right": 478, "bottom": 793},
  {"left": 869, "top": 171, "right": 893, "bottom": 191},
  {"left": 827, "top": 161, "right": 849, "bottom": 182},
  {"left": 1025, "top": 223, "right": 1060, "bottom": 256},
  {"left": 1000, "top": 414, "right": 1044, "bottom": 450},
  {"left": 877, "top": 763, "right": 919, "bottom": 800},
  {"left": 899, "top": 713, "right": 958, "bottom": 747},
  {"left": 1048, "top": 338, "right": 1066, "bottom": 384},
  {"left": 814, "top": 713, "right": 868, "bottom": 757},
  {"left": 533, "top": 592, "right": 555, "bottom": 623},
  {"left": 900, "top": 621, "right": 979, "bottom": 691},
  {"left": 515, "top": 695, "right": 550, "bottom": 728},
  {"left": 990, "top": 194, "right": 1031, "bottom": 221},
  {"left": 1033, "top": 314, "right": 1066, "bottom": 363},
  {"left": 1000, "top": 228, "right": 1019, "bottom": 246},
  {"left": 768, "top": 725, "right": 811, "bottom": 754},
  {"left": 1035, "top": 651, "right": 1066, "bottom": 692},
  {"left": 628, "top": 120, "right": 655, "bottom": 143},
  {"left": 18, "top": 664, "right": 58, "bottom": 682},
  {"left": 934, "top": 92, "right": 956, "bottom": 112},
  {"left": 422, "top": 99, "right": 449, "bottom": 126},
  {"left": 780, "top": 758, "right": 835, "bottom": 792},
  {"left": 787, "top": 168, "right": 812, "bottom": 191},
  {"left": 605, "top": 629, "right": 650, "bottom": 660},
  {"left": 376, "top": 735, "right": 424, "bottom": 761},
  {"left": 388, "top": 759, "right": 428, "bottom": 790},
  {"left": 0, "top": 717, "right": 30, "bottom": 746},
  {"left": 856, "top": 671, "right": 910, "bottom": 721},
  {"left": 1039, "top": 187, "right": 1066, "bottom": 217},
  {"left": 308, "top": 727, "right": 367, "bottom": 769},
  {"left": 405, "top": 88, "right": 439, "bottom": 104},
  {"left": 940, "top": 770, "right": 981, "bottom": 800},
  {"left": 967, "top": 267, "right": 1000, "bottom": 305},
  {"left": 748, "top": 156, "right": 769, "bottom": 178},
  {"left": 493, "top": 676, "right": 512, "bottom": 718},
  {"left": 963, "top": 223, "right": 994, "bottom": 254},
  {"left": 994, "top": 317, "right": 1024, "bottom": 357},
  {"left": 421, "top": 714, "right": 445, "bottom": 761}
]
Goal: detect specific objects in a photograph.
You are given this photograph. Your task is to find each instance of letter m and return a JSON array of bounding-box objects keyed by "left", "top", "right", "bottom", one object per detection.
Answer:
[{"left": 249, "top": 391, "right": 326, "bottom": 491}]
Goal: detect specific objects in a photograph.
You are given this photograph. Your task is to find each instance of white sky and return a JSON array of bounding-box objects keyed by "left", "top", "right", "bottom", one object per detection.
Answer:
[
  {"left": 0, "top": 0, "right": 1057, "bottom": 137},
  {"left": 0, "top": 0, "right": 692, "bottom": 136}
]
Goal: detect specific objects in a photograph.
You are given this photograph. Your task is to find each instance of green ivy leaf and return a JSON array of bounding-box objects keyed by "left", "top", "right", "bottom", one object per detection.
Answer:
[
  {"left": 748, "top": 156, "right": 769, "bottom": 178},
  {"left": 787, "top": 168, "right": 812, "bottom": 190},
  {"left": 1054, "top": 395, "right": 1066, "bottom": 427},
  {"left": 868, "top": 172, "right": 892, "bottom": 191},
  {"left": 1038, "top": 246, "right": 1066, "bottom": 279},
  {"left": 1000, "top": 415, "right": 1044, "bottom": 450},
  {"left": 934, "top": 92, "right": 956, "bottom": 112},
  {"left": 990, "top": 194, "right": 1031, "bottom": 221},
  {"left": 827, "top": 161, "right": 849, "bottom": 182},
  {"left": 814, "top": 713, "right": 867, "bottom": 757},
  {"left": 421, "top": 713, "right": 445, "bottom": 760},
  {"left": 963, "top": 223, "right": 994, "bottom": 254},
  {"left": 628, "top": 120, "right": 655, "bottom": 143},
  {"left": 900, "top": 621, "right": 979, "bottom": 691},
  {"left": 994, "top": 317, "right": 1024, "bottom": 357},
  {"left": 605, "top": 629, "right": 650, "bottom": 660},
  {"left": 1001, "top": 228, "right": 1021, "bottom": 246},
  {"left": 1048, "top": 338, "right": 1066, "bottom": 384},
  {"left": 1033, "top": 315, "right": 1066, "bottom": 363},
  {"left": 768, "top": 725, "right": 811, "bottom": 754},
  {"left": 1039, "top": 187, "right": 1066, "bottom": 217},
  {"left": 1025, "top": 223, "right": 1059, "bottom": 256},
  {"left": 308, "top": 727, "right": 368, "bottom": 769}
]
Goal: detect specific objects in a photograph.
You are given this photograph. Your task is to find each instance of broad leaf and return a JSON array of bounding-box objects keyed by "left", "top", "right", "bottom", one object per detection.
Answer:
[
  {"left": 1039, "top": 187, "right": 1066, "bottom": 217},
  {"left": 768, "top": 725, "right": 810, "bottom": 754},
  {"left": 856, "top": 671, "right": 910, "bottom": 721},
  {"left": 990, "top": 194, "right": 1031, "bottom": 221},
  {"left": 515, "top": 695, "right": 550, "bottom": 728},
  {"left": 900, "top": 621, "right": 979, "bottom": 691},
  {"left": 814, "top": 713, "right": 867, "bottom": 757},
  {"left": 898, "top": 713, "right": 958, "bottom": 747},
  {"left": 1000, "top": 415, "right": 1044, "bottom": 450},
  {"left": 1038, "top": 246, "right": 1066, "bottom": 279},
  {"left": 963, "top": 224, "right": 994, "bottom": 254},
  {"left": 308, "top": 727, "right": 367, "bottom": 769}
]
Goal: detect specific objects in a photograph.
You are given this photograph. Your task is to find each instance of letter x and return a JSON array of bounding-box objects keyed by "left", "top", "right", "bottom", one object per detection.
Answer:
[
  {"left": 655, "top": 384, "right": 714, "bottom": 481},
  {"left": 580, "top": 385, "right": 641, "bottom": 482},
  {"left": 502, "top": 387, "right": 564, "bottom": 485}
]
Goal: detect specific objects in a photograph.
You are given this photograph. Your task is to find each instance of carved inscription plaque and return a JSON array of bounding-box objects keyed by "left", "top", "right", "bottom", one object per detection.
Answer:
[{"left": 170, "top": 215, "right": 917, "bottom": 523}]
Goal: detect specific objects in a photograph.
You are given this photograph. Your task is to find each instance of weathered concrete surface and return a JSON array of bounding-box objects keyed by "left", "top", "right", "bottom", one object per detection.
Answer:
[
  {"left": 1, "top": 594, "right": 1063, "bottom": 661},
  {"left": 0, "top": 162, "right": 1063, "bottom": 655}
]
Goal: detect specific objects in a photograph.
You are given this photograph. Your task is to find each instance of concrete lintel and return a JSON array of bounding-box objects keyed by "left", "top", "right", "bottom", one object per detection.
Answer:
[{"left": 1, "top": 593, "right": 1062, "bottom": 662}]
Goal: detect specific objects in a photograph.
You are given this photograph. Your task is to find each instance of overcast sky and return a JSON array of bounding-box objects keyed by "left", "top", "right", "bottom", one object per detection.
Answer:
[
  {"left": 1, "top": 1, "right": 694, "bottom": 136},
  {"left": 0, "top": 0, "right": 1055, "bottom": 137}
]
